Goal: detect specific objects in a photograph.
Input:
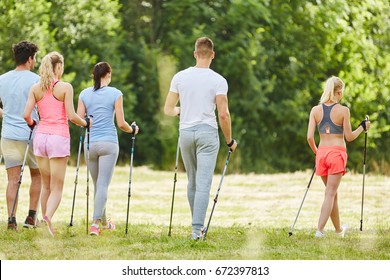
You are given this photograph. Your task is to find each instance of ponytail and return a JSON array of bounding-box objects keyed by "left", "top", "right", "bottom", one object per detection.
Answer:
[
  {"left": 93, "top": 62, "right": 111, "bottom": 91},
  {"left": 319, "top": 76, "right": 344, "bottom": 104},
  {"left": 39, "top": 51, "right": 64, "bottom": 92}
]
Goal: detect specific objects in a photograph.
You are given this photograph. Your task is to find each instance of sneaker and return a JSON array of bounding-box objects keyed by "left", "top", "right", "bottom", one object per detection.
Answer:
[
  {"left": 7, "top": 222, "right": 18, "bottom": 232},
  {"left": 90, "top": 225, "right": 100, "bottom": 236},
  {"left": 315, "top": 230, "right": 325, "bottom": 238},
  {"left": 43, "top": 215, "right": 55, "bottom": 237},
  {"left": 23, "top": 216, "right": 37, "bottom": 228},
  {"left": 101, "top": 220, "right": 115, "bottom": 231},
  {"left": 190, "top": 232, "right": 201, "bottom": 241},
  {"left": 190, "top": 227, "right": 207, "bottom": 241},
  {"left": 200, "top": 226, "right": 207, "bottom": 239},
  {"left": 337, "top": 224, "right": 348, "bottom": 238}
]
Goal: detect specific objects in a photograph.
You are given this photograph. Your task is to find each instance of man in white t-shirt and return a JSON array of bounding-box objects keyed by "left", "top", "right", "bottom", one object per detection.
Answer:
[
  {"left": 0, "top": 41, "right": 41, "bottom": 231},
  {"left": 164, "top": 37, "right": 237, "bottom": 240}
]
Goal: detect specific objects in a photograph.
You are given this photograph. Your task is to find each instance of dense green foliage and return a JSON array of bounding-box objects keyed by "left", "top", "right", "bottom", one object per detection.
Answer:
[{"left": 1, "top": 0, "right": 389, "bottom": 173}]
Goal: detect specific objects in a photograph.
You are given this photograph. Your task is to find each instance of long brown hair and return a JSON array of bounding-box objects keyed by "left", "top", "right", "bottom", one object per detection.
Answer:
[{"left": 93, "top": 62, "right": 112, "bottom": 91}]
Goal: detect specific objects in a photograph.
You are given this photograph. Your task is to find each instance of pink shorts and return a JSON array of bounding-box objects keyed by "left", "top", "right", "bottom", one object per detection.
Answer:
[
  {"left": 33, "top": 133, "right": 70, "bottom": 159},
  {"left": 316, "top": 146, "right": 347, "bottom": 176}
]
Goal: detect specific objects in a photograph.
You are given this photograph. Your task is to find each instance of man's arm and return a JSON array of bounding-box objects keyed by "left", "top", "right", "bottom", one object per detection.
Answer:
[
  {"left": 216, "top": 95, "right": 237, "bottom": 152},
  {"left": 164, "top": 91, "right": 180, "bottom": 116}
]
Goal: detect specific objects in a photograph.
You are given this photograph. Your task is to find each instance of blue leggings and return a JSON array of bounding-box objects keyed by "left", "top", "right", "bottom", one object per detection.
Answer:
[
  {"left": 85, "top": 141, "right": 119, "bottom": 222},
  {"left": 179, "top": 124, "right": 219, "bottom": 234}
]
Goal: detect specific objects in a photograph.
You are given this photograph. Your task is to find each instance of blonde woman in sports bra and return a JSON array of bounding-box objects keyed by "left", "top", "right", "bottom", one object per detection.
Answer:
[{"left": 307, "top": 76, "right": 370, "bottom": 238}]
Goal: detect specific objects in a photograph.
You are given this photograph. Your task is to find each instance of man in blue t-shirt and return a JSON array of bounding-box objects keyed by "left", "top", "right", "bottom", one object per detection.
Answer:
[{"left": 0, "top": 41, "right": 41, "bottom": 231}]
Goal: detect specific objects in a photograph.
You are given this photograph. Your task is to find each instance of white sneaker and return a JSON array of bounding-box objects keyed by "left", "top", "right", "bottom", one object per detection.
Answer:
[
  {"left": 315, "top": 230, "right": 325, "bottom": 238},
  {"left": 190, "top": 227, "right": 207, "bottom": 241},
  {"left": 337, "top": 224, "right": 348, "bottom": 238},
  {"left": 190, "top": 232, "right": 201, "bottom": 241}
]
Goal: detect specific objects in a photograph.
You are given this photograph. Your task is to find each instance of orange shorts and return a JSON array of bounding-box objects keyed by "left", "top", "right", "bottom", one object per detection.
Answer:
[{"left": 315, "top": 146, "right": 347, "bottom": 176}]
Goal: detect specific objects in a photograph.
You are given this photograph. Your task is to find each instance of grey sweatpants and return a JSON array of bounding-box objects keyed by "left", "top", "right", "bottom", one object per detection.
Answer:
[
  {"left": 179, "top": 124, "right": 219, "bottom": 234},
  {"left": 85, "top": 141, "right": 119, "bottom": 222}
]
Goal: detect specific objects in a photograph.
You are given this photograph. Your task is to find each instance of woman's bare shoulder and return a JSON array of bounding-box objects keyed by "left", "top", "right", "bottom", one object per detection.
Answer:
[
  {"left": 336, "top": 104, "right": 350, "bottom": 113},
  {"left": 55, "top": 81, "right": 73, "bottom": 93},
  {"left": 311, "top": 104, "right": 322, "bottom": 112},
  {"left": 30, "top": 82, "right": 40, "bottom": 91}
]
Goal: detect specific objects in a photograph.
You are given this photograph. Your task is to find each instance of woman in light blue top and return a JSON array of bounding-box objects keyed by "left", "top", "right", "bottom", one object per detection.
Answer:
[{"left": 77, "top": 62, "right": 139, "bottom": 236}]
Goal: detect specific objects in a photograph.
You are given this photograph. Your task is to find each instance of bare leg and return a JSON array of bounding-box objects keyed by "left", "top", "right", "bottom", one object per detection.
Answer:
[
  {"left": 317, "top": 173, "right": 342, "bottom": 232},
  {"left": 45, "top": 157, "right": 68, "bottom": 220},
  {"left": 330, "top": 193, "right": 342, "bottom": 232},
  {"left": 36, "top": 156, "right": 51, "bottom": 217},
  {"left": 6, "top": 166, "right": 22, "bottom": 219},
  {"left": 28, "top": 167, "right": 42, "bottom": 212}
]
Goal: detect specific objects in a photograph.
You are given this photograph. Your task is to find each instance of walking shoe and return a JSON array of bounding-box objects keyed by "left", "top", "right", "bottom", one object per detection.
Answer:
[
  {"left": 43, "top": 215, "right": 55, "bottom": 237},
  {"left": 101, "top": 220, "right": 115, "bottom": 231},
  {"left": 200, "top": 226, "right": 207, "bottom": 239},
  {"left": 337, "top": 224, "right": 348, "bottom": 238},
  {"left": 90, "top": 225, "right": 100, "bottom": 236},
  {"left": 190, "top": 232, "right": 202, "bottom": 241},
  {"left": 314, "top": 230, "right": 325, "bottom": 238},
  {"left": 7, "top": 222, "right": 18, "bottom": 232},
  {"left": 190, "top": 227, "right": 206, "bottom": 241},
  {"left": 23, "top": 216, "right": 37, "bottom": 228}
]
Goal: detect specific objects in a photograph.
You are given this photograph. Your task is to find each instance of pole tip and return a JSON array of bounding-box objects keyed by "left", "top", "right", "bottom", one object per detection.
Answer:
[{"left": 288, "top": 232, "right": 293, "bottom": 237}]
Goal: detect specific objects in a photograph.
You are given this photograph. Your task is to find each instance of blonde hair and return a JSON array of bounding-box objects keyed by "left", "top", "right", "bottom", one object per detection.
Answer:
[
  {"left": 319, "top": 76, "right": 345, "bottom": 104},
  {"left": 39, "top": 51, "right": 64, "bottom": 91},
  {"left": 194, "top": 37, "right": 214, "bottom": 58}
]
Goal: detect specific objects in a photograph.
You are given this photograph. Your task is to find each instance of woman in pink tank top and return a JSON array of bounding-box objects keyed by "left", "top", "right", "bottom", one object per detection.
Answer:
[{"left": 23, "top": 51, "right": 92, "bottom": 236}]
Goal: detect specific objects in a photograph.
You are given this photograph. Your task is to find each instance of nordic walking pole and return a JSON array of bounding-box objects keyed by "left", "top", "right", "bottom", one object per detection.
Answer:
[
  {"left": 69, "top": 127, "right": 84, "bottom": 226},
  {"left": 168, "top": 134, "right": 180, "bottom": 236},
  {"left": 360, "top": 115, "right": 369, "bottom": 231},
  {"left": 9, "top": 129, "right": 34, "bottom": 223},
  {"left": 288, "top": 165, "right": 316, "bottom": 237},
  {"left": 125, "top": 123, "right": 137, "bottom": 236},
  {"left": 203, "top": 150, "right": 232, "bottom": 240},
  {"left": 85, "top": 116, "right": 91, "bottom": 234}
]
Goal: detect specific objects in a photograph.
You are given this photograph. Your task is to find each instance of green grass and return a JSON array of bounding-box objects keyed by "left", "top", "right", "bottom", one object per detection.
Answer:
[{"left": 0, "top": 165, "right": 389, "bottom": 260}]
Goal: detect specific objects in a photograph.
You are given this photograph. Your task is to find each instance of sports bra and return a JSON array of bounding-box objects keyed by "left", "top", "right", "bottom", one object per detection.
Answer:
[{"left": 317, "top": 103, "right": 343, "bottom": 134}]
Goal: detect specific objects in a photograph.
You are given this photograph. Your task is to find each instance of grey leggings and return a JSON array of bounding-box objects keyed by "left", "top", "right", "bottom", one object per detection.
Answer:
[
  {"left": 85, "top": 141, "right": 119, "bottom": 222},
  {"left": 179, "top": 124, "right": 219, "bottom": 234}
]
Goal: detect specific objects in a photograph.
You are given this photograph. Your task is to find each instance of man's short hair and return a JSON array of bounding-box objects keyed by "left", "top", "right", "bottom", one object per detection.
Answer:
[
  {"left": 195, "top": 37, "right": 214, "bottom": 58},
  {"left": 12, "top": 41, "right": 39, "bottom": 66}
]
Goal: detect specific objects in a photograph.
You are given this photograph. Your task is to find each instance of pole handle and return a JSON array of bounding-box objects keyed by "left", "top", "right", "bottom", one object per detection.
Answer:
[{"left": 363, "top": 115, "right": 369, "bottom": 134}]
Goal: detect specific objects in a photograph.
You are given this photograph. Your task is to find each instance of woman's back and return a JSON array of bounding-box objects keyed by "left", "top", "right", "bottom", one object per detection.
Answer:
[
  {"left": 312, "top": 102, "right": 346, "bottom": 147},
  {"left": 32, "top": 81, "right": 70, "bottom": 138},
  {"left": 79, "top": 86, "right": 122, "bottom": 143}
]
